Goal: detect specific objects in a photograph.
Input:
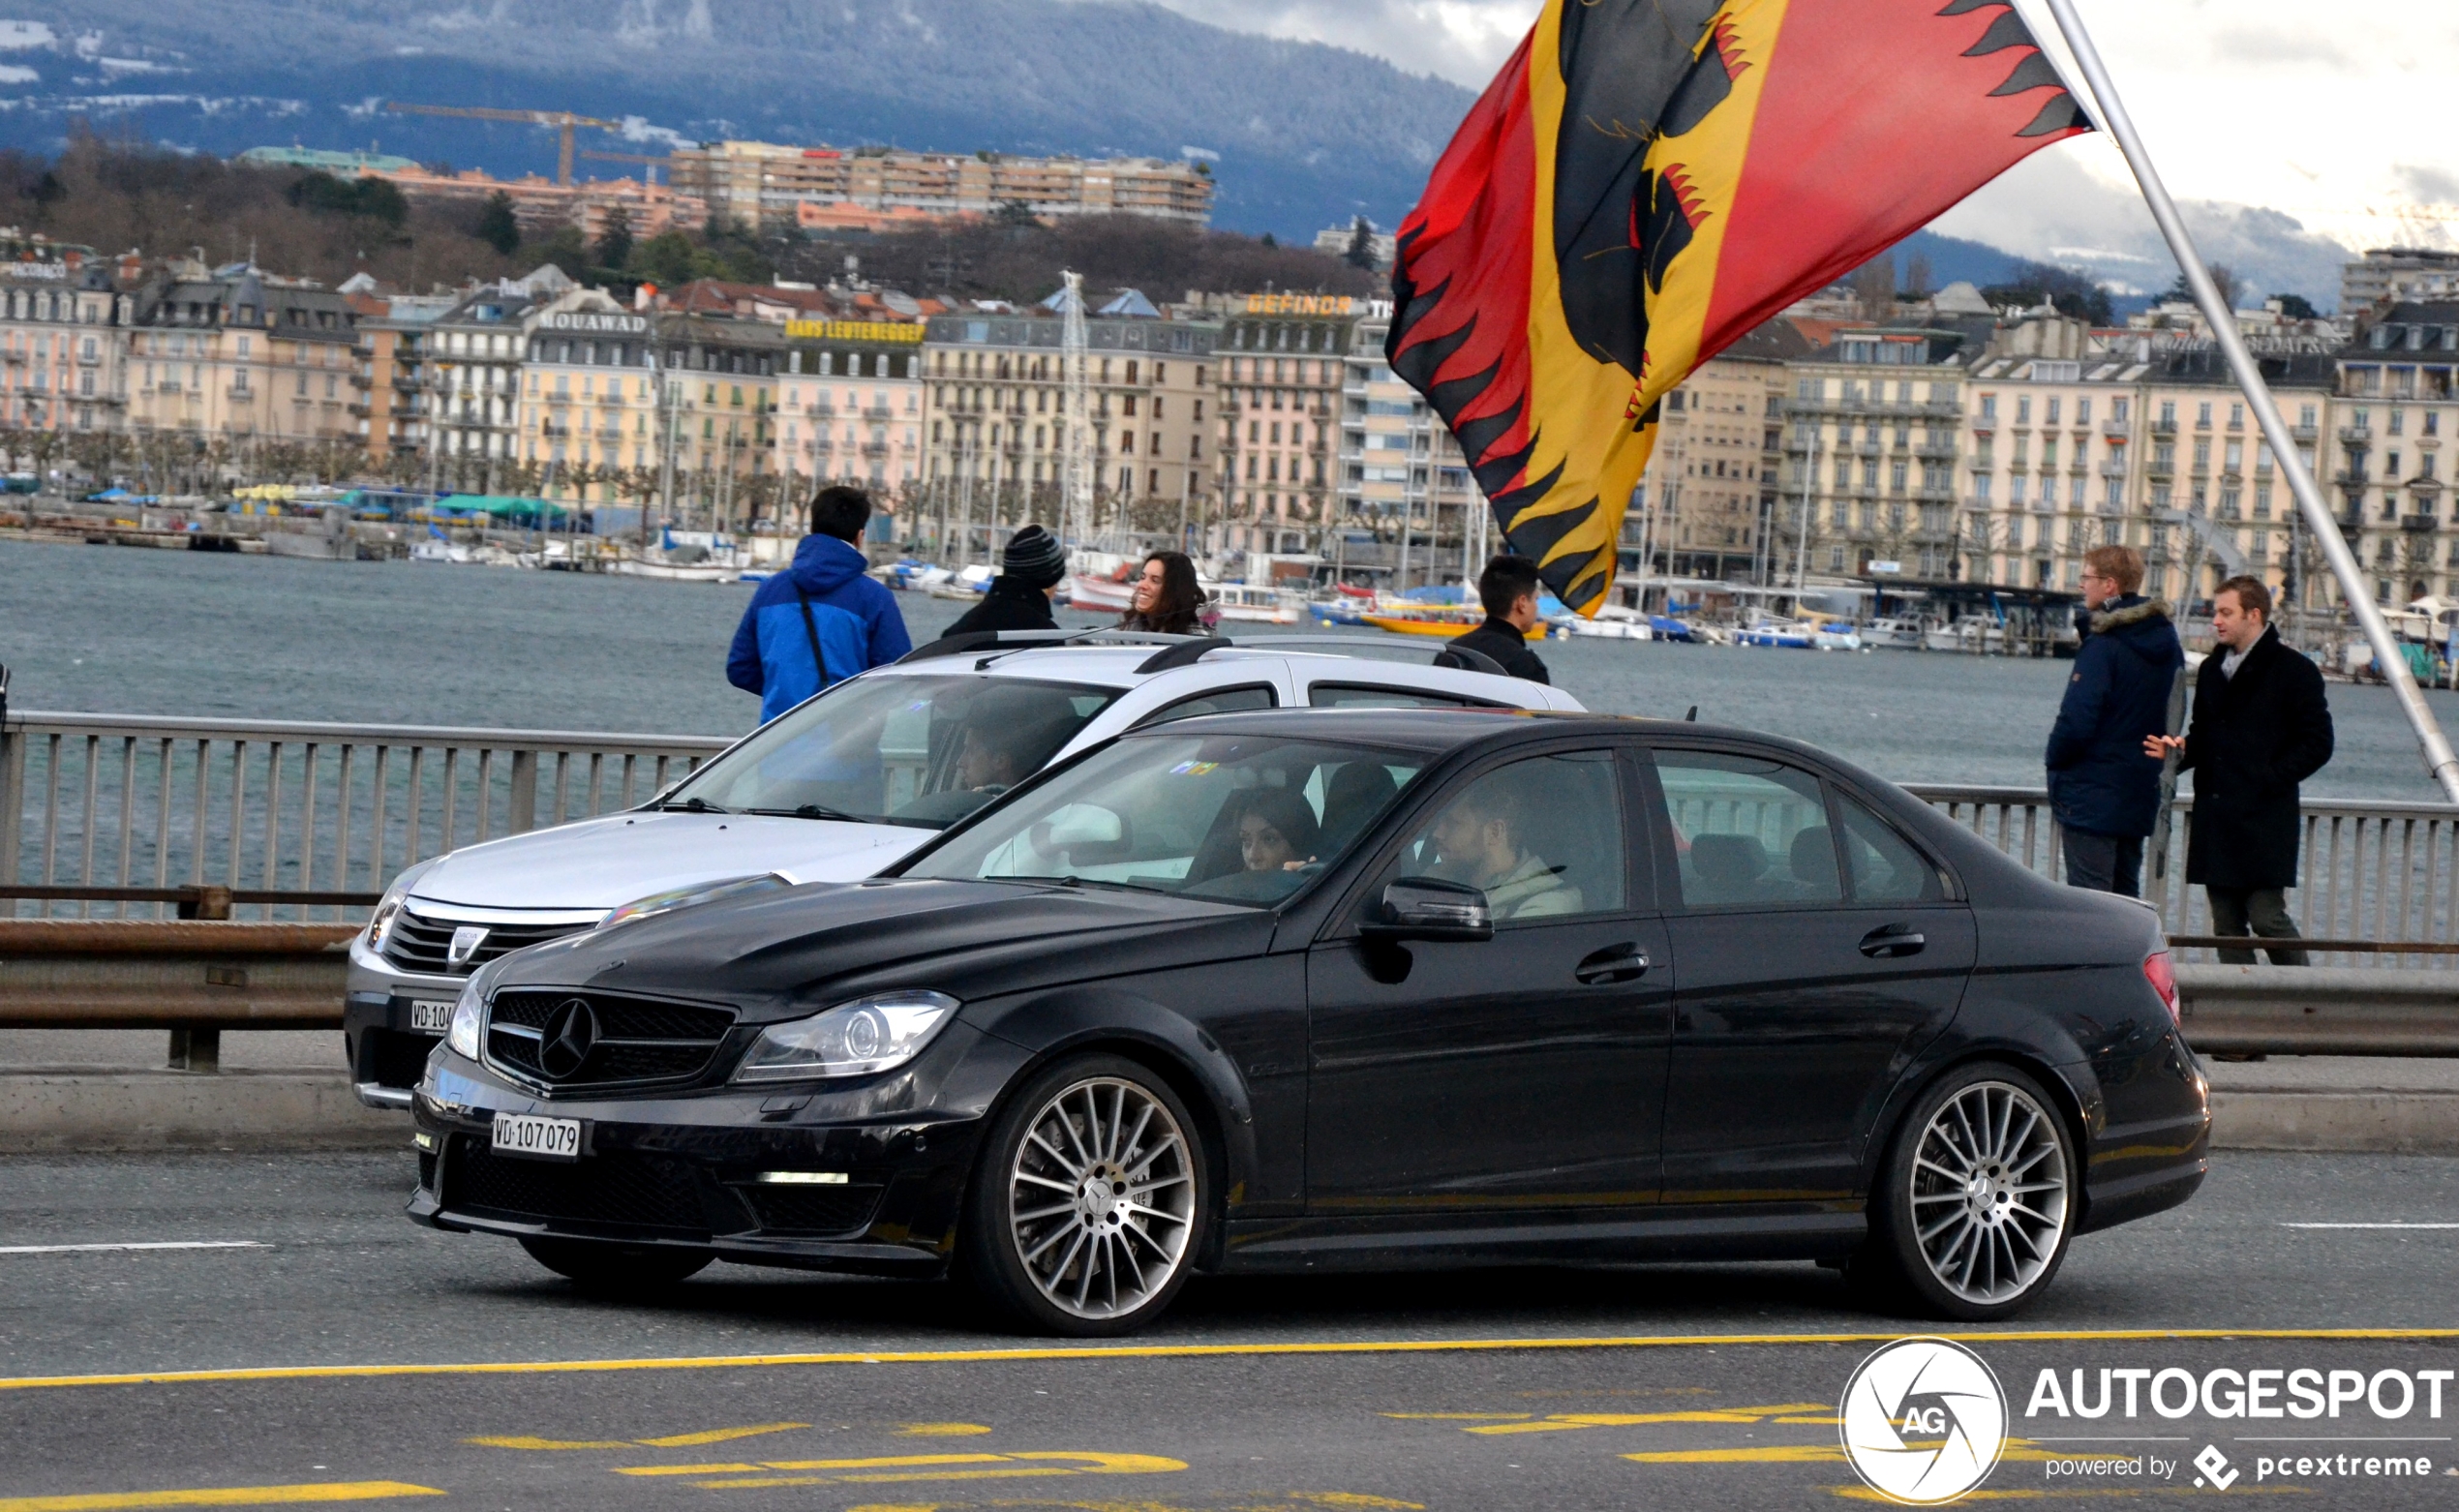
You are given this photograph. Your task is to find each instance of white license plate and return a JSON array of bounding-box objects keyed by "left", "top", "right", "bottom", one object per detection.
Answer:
[
  {"left": 491, "top": 1113, "right": 583, "bottom": 1162},
  {"left": 408, "top": 1000, "right": 455, "bottom": 1033}
]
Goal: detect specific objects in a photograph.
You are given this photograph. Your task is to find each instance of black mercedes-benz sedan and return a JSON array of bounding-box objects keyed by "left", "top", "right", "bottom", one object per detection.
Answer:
[{"left": 409, "top": 709, "right": 2208, "bottom": 1335}]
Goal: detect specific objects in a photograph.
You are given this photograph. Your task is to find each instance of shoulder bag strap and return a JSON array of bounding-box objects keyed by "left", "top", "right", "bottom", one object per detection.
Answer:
[{"left": 795, "top": 583, "right": 835, "bottom": 690}]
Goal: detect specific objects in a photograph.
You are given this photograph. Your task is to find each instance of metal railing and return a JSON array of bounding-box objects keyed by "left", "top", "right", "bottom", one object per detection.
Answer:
[
  {"left": 1906, "top": 784, "right": 2459, "bottom": 968},
  {"left": 2, "top": 711, "right": 736, "bottom": 923}
]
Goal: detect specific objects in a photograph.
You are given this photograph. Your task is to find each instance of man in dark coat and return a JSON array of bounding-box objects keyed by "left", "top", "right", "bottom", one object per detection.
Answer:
[
  {"left": 2147, "top": 575, "right": 2333, "bottom": 964},
  {"left": 2044, "top": 545, "right": 2185, "bottom": 896},
  {"left": 945, "top": 525, "right": 1067, "bottom": 637},
  {"left": 1437, "top": 553, "right": 1551, "bottom": 683}
]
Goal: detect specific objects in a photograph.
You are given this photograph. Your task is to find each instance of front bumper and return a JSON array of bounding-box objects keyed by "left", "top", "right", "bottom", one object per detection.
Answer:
[
  {"left": 408, "top": 1056, "right": 984, "bottom": 1276},
  {"left": 344, "top": 935, "right": 465, "bottom": 1109}
]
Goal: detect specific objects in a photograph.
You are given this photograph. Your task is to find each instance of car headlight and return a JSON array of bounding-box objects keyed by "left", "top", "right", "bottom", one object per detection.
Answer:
[
  {"left": 732, "top": 990, "right": 959, "bottom": 1083},
  {"left": 446, "top": 980, "right": 483, "bottom": 1060},
  {"left": 600, "top": 873, "right": 789, "bottom": 930},
  {"left": 365, "top": 860, "right": 436, "bottom": 954}
]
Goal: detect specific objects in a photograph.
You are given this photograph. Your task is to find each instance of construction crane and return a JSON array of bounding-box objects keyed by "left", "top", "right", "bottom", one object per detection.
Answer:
[
  {"left": 383, "top": 103, "right": 619, "bottom": 187},
  {"left": 579, "top": 149, "right": 669, "bottom": 185}
]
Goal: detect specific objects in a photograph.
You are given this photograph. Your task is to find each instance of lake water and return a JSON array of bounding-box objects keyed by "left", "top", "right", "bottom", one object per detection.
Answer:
[{"left": 4, "top": 538, "right": 2450, "bottom": 801}]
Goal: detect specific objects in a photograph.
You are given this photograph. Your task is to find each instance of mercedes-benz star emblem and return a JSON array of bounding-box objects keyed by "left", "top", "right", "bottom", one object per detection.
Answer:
[{"left": 537, "top": 998, "right": 599, "bottom": 1079}]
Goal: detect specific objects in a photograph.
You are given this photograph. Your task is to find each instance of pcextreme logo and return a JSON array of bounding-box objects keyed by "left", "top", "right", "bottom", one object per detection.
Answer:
[{"left": 1839, "top": 1337, "right": 2011, "bottom": 1505}]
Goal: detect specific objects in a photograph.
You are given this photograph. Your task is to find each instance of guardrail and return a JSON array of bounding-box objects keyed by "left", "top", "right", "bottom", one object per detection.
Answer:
[
  {"left": 2, "top": 711, "right": 735, "bottom": 923},
  {"left": 1905, "top": 784, "right": 2459, "bottom": 969},
  {"left": 2172, "top": 964, "right": 2459, "bottom": 1057},
  {"left": 0, "top": 921, "right": 354, "bottom": 1071}
]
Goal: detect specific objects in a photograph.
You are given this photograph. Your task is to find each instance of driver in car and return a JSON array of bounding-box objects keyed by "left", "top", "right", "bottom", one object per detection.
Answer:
[{"left": 1425, "top": 781, "right": 1578, "bottom": 919}]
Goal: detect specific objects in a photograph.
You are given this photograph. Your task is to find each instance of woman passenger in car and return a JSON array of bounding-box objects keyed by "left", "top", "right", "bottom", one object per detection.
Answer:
[
  {"left": 1425, "top": 782, "right": 1577, "bottom": 918},
  {"left": 1235, "top": 788, "right": 1321, "bottom": 873}
]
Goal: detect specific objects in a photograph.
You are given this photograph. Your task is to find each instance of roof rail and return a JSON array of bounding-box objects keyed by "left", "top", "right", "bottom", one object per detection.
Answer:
[
  {"left": 897, "top": 627, "right": 1220, "bottom": 666},
  {"left": 1234, "top": 633, "right": 1511, "bottom": 680},
  {"left": 1134, "top": 636, "right": 1236, "bottom": 674}
]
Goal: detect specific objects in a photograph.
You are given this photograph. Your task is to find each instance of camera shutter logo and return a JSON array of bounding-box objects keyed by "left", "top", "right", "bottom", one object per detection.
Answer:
[{"left": 1839, "top": 1337, "right": 2008, "bottom": 1504}]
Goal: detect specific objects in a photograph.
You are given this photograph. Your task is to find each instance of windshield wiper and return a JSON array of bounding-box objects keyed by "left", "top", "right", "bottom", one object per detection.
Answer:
[
  {"left": 653, "top": 797, "right": 728, "bottom": 814},
  {"left": 746, "top": 804, "right": 870, "bottom": 824}
]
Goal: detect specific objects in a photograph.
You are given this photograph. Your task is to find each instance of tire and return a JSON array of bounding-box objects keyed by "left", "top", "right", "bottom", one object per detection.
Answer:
[
  {"left": 518, "top": 1236, "right": 713, "bottom": 1291},
  {"left": 958, "top": 1053, "right": 1208, "bottom": 1337},
  {"left": 1853, "top": 1061, "right": 2078, "bottom": 1321}
]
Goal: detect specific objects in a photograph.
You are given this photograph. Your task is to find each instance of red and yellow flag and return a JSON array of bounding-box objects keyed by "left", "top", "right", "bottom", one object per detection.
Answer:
[{"left": 1389, "top": 0, "right": 2092, "bottom": 611}]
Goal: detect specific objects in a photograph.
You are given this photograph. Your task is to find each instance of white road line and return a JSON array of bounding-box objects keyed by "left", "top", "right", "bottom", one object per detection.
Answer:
[
  {"left": 2280, "top": 1223, "right": 2459, "bottom": 1229},
  {"left": 0, "top": 1240, "right": 270, "bottom": 1255}
]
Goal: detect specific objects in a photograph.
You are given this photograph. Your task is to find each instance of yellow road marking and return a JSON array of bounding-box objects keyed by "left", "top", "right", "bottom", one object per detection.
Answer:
[
  {"left": 0, "top": 1484, "right": 442, "bottom": 1510},
  {"left": 892, "top": 1423, "right": 993, "bottom": 1437},
  {"left": 1288, "top": 1497, "right": 1427, "bottom": 1510},
  {"left": 9, "top": 1329, "right": 2455, "bottom": 1393},
  {"left": 467, "top": 1436, "right": 632, "bottom": 1450},
  {"left": 759, "top": 1456, "right": 1009, "bottom": 1471},
  {"left": 630, "top": 1450, "right": 1186, "bottom": 1490},
  {"left": 1468, "top": 1403, "right": 1834, "bottom": 1435},
  {"left": 637, "top": 1422, "right": 811, "bottom": 1448},
  {"left": 614, "top": 1466, "right": 762, "bottom": 1478}
]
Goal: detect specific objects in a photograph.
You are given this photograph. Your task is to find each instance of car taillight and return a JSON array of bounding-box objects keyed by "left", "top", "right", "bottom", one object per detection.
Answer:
[{"left": 2142, "top": 949, "right": 2180, "bottom": 1025}]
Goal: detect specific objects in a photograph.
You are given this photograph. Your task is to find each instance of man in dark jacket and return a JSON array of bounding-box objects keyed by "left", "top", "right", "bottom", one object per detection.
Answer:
[
  {"left": 726, "top": 486, "right": 911, "bottom": 724},
  {"left": 2147, "top": 575, "right": 2333, "bottom": 964},
  {"left": 2044, "top": 544, "right": 2184, "bottom": 896},
  {"left": 1437, "top": 553, "right": 1551, "bottom": 683},
  {"left": 945, "top": 525, "right": 1066, "bottom": 637}
]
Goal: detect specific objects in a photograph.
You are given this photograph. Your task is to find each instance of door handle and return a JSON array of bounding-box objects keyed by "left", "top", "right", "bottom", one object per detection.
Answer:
[
  {"left": 1575, "top": 942, "right": 1651, "bottom": 984},
  {"left": 1859, "top": 924, "right": 1927, "bottom": 959}
]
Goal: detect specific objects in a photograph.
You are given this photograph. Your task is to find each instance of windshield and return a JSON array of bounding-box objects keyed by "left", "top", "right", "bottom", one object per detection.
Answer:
[
  {"left": 672, "top": 675, "right": 1121, "bottom": 830},
  {"left": 904, "top": 733, "right": 1426, "bottom": 907}
]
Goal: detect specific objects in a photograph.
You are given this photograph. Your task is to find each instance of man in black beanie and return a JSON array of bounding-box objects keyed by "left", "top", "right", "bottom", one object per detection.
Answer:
[{"left": 946, "top": 524, "right": 1068, "bottom": 636}]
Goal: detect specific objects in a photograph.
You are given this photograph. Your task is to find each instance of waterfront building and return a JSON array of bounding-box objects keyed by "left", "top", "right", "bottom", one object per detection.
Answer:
[
  {"left": 920, "top": 300, "right": 1220, "bottom": 555},
  {"left": 1215, "top": 293, "right": 1361, "bottom": 558},
  {"left": 649, "top": 311, "right": 788, "bottom": 529},
  {"left": 2131, "top": 348, "right": 2333, "bottom": 609},
  {"left": 349, "top": 292, "right": 455, "bottom": 464},
  {"left": 1626, "top": 319, "right": 1806, "bottom": 589},
  {"left": 2326, "top": 302, "right": 2459, "bottom": 606},
  {"left": 1, "top": 260, "right": 129, "bottom": 434},
  {"left": 670, "top": 141, "right": 1213, "bottom": 232},
  {"left": 1778, "top": 323, "right": 1982, "bottom": 585},
  {"left": 777, "top": 317, "right": 926, "bottom": 507},
  {"left": 125, "top": 260, "right": 358, "bottom": 445},
  {"left": 1958, "top": 316, "right": 2148, "bottom": 593},
  {"left": 420, "top": 284, "right": 537, "bottom": 491},
  {"left": 1336, "top": 306, "right": 1484, "bottom": 589},
  {"left": 2342, "top": 249, "right": 2459, "bottom": 314},
  {"left": 516, "top": 288, "right": 658, "bottom": 509}
]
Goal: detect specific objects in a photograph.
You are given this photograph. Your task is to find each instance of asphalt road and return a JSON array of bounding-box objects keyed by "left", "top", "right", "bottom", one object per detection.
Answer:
[{"left": 1, "top": 1151, "right": 2456, "bottom": 1510}]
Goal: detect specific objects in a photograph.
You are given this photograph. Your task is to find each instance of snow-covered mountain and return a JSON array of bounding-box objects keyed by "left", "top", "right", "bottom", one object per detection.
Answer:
[{"left": 0, "top": 0, "right": 1475, "bottom": 238}]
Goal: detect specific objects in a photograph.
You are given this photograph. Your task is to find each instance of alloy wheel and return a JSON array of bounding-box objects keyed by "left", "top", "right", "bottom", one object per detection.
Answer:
[
  {"left": 1006, "top": 1075, "right": 1196, "bottom": 1321},
  {"left": 1906, "top": 1079, "right": 2070, "bottom": 1306}
]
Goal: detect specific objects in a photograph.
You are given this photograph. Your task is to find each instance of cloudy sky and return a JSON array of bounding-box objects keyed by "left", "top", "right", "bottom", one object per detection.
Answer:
[{"left": 1148, "top": 0, "right": 2459, "bottom": 305}]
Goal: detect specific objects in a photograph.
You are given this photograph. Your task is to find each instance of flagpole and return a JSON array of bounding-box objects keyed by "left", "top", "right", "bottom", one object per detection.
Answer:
[{"left": 2039, "top": 0, "right": 2459, "bottom": 803}]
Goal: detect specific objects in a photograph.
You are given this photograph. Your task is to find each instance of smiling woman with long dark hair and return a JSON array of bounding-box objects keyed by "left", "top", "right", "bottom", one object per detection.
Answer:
[{"left": 1118, "top": 551, "right": 1210, "bottom": 636}]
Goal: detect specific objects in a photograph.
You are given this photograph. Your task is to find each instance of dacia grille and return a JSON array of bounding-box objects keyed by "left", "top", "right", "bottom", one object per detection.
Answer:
[
  {"left": 485, "top": 989, "right": 738, "bottom": 1092},
  {"left": 382, "top": 912, "right": 592, "bottom": 976}
]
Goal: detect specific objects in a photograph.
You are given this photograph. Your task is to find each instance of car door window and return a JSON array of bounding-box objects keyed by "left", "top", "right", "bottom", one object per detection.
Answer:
[
  {"left": 1373, "top": 751, "right": 1624, "bottom": 922},
  {"left": 1308, "top": 681, "right": 1504, "bottom": 711},
  {"left": 1654, "top": 750, "right": 1841, "bottom": 909},
  {"left": 1837, "top": 792, "right": 1947, "bottom": 903},
  {"left": 1136, "top": 683, "right": 1276, "bottom": 728}
]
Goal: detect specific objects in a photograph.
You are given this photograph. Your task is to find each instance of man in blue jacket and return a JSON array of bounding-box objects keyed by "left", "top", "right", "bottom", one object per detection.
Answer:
[
  {"left": 2044, "top": 544, "right": 2185, "bottom": 896},
  {"left": 727, "top": 486, "right": 912, "bottom": 723}
]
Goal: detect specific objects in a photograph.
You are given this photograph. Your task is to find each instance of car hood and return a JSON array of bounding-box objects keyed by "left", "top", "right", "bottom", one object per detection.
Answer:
[
  {"left": 409, "top": 812, "right": 931, "bottom": 914},
  {"left": 486, "top": 877, "right": 1276, "bottom": 1022}
]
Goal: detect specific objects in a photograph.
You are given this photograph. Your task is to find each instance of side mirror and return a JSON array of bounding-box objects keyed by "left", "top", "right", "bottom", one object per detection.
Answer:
[
  {"left": 1027, "top": 804, "right": 1133, "bottom": 865},
  {"left": 1363, "top": 876, "right": 1494, "bottom": 944}
]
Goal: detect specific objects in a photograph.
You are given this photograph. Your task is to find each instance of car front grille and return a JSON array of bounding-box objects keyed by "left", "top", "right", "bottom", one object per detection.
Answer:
[
  {"left": 357, "top": 1028, "right": 439, "bottom": 1091},
  {"left": 485, "top": 990, "right": 737, "bottom": 1091},
  {"left": 444, "top": 1138, "right": 729, "bottom": 1235},
  {"left": 740, "top": 1184, "right": 885, "bottom": 1237},
  {"left": 382, "top": 912, "right": 593, "bottom": 977}
]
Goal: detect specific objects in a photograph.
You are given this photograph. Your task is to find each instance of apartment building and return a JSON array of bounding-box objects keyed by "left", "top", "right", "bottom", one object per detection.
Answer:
[
  {"left": 2, "top": 262, "right": 129, "bottom": 433},
  {"left": 651, "top": 312, "right": 789, "bottom": 520},
  {"left": 1337, "top": 308, "right": 1484, "bottom": 587},
  {"left": 1628, "top": 319, "right": 1806, "bottom": 585},
  {"left": 517, "top": 290, "right": 659, "bottom": 506},
  {"left": 2328, "top": 303, "right": 2459, "bottom": 605},
  {"left": 920, "top": 304, "right": 1220, "bottom": 540},
  {"left": 2342, "top": 250, "right": 2459, "bottom": 315},
  {"left": 2131, "top": 349, "right": 2332, "bottom": 607},
  {"left": 421, "top": 286, "right": 537, "bottom": 488},
  {"left": 1958, "top": 317, "right": 2146, "bottom": 592},
  {"left": 349, "top": 292, "right": 454, "bottom": 463},
  {"left": 777, "top": 318, "right": 926, "bottom": 498},
  {"left": 1778, "top": 325, "right": 1980, "bottom": 583},
  {"left": 672, "top": 141, "right": 1213, "bottom": 231},
  {"left": 1216, "top": 294, "right": 1361, "bottom": 556},
  {"left": 125, "top": 262, "right": 359, "bottom": 442}
]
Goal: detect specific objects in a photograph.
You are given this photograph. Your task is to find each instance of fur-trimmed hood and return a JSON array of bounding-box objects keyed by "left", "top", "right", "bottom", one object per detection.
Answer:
[{"left": 2087, "top": 596, "right": 2171, "bottom": 635}]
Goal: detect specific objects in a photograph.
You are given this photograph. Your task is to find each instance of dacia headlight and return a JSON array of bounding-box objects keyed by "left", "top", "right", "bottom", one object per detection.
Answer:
[
  {"left": 365, "top": 860, "right": 437, "bottom": 954},
  {"left": 732, "top": 990, "right": 959, "bottom": 1083},
  {"left": 599, "top": 873, "right": 789, "bottom": 930},
  {"left": 446, "top": 979, "right": 484, "bottom": 1060}
]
